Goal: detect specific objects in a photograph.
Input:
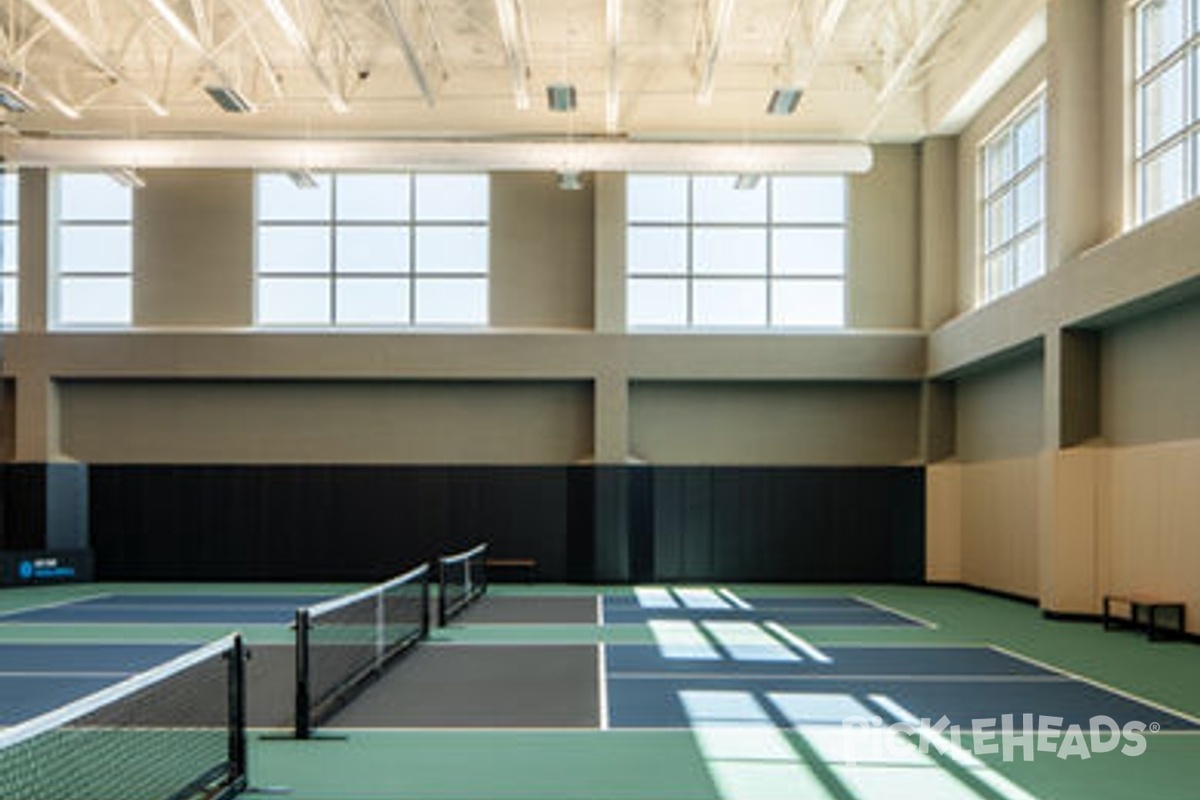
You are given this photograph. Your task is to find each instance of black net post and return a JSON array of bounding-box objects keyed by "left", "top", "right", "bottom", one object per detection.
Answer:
[
  {"left": 437, "top": 560, "right": 448, "bottom": 628},
  {"left": 226, "top": 635, "right": 249, "bottom": 793},
  {"left": 420, "top": 567, "right": 431, "bottom": 639},
  {"left": 294, "top": 609, "right": 312, "bottom": 740}
]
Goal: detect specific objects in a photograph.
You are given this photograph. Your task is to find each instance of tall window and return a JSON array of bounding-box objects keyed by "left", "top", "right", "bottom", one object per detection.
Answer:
[
  {"left": 0, "top": 172, "right": 17, "bottom": 327},
  {"left": 1135, "top": 0, "right": 1200, "bottom": 221},
  {"left": 255, "top": 172, "right": 489, "bottom": 326},
  {"left": 54, "top": 172, "right": 134, "bottom": 326},
  {"left": 979, "top": 92, "right": 1046, "bottom": 304},
  {"left": 627, "top": 175, "right": 846, "bottom": 328}
]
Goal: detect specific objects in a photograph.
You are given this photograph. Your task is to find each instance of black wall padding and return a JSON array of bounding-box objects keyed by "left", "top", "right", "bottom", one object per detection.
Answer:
[
  {"left": 88, "top": 465, "right": 924, "bottom": 583},
  {"left": 0, "top": 463, "right": 90, "bottom": 552}
]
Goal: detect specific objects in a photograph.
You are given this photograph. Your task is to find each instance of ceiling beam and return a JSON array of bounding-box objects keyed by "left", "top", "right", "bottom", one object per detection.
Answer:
[
  {"left": 9, "top": 137, "right": 875, "bottom": 173},
  {"left": 0, "top": 63, "right": 81, "bottom": 118},
  {"left": 863, "top": 0, "right": 965, "bottom": 136},
  {"left": 259, "top": 0, "right": 349, "bottom": 113},
  {"left": 780, "top": 0, "right": 851, "bottom": 89},
  {"left": 605, "top": 0, "right": 620, "bottom": 132},
  {"left": 143, "top": 0, "right": 246, "bottom": 97},
  {"left": 20, "top": 0, "right": 168, "bottom": 115},
  {"left": 379, "top": 0, "right": 440, "bottom": 107},
  {"left": 695, "top": 0, "right": 737, "bottom": 104},
  {"left": 493, "top": 0, "right": 531, "bottom": 110}
]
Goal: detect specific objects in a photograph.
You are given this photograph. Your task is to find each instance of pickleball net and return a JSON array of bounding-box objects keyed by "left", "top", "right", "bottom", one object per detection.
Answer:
[
  {"left": 0, "top": 634, "right": 248, "bottom": 800},
  {"left": 437, "top": 543, "right": 488, "bottom": 626},
  {"left": 293, "top": 562, "right": 430, "bottom": 739}
]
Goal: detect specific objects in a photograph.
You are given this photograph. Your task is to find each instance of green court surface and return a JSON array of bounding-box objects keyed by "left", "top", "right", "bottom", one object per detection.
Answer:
[{"left": 3, "top": 582, "right": 1199, "bottom": 799}]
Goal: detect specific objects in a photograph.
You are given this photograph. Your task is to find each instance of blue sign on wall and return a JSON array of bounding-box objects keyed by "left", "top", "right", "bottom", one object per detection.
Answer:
[{"left": 1, "top": 551, "right": 92, "bottom": 586}]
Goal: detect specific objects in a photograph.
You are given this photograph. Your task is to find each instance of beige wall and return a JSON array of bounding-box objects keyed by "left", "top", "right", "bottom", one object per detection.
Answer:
[
  {"left": 1100, "top": 297, "right": 1200, "bottom": 445},
  {"left": 1104, "top": 439, "right": 1200, "bottom": 633},
  {"left": 58, "top": 380, "right": 593, "bottom": 464},
  {"left": 630, "top": 381, "right": 921, "bottom": 466},
  {"left": 925, "top": 462, "right": 961, "bottom": 582},
  {"left": 960, "top": 456, "right": 1040, "bottom": 599},
  {"left": 134, "top": 170, "right": 253, "bottom": 327},
  {"left": 489, "top": 172, "right": 594, "bottom": 329},
  {"left": 849, "top": 144, "right": 919, "bottom": 329},
  {"left": 954, "top": 351, "right": 1044, "bottom": 462}
]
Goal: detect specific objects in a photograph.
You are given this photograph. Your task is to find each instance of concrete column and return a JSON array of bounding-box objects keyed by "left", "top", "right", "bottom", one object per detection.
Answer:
[
  {"left": 593, "top": 371, "right": 629, "bottom": 464},
  {"left": 15, "top": 371, "right": 62, "bottom": 462},
  {"left": 1038, "top": 328, "right": 1101, "bottom": 614},
  {"left": 919, "top": 379, "right": 956, "bottom": 463},
  {"left": 593, "top": 172, "right": 626, "bottom": 334},
  {"left": 919, "top": 138, "right": 959, "bottom": 329},
  {"left": 1046, "top": 0, "right": 1106, "bottom": 267},
  {"left": 18, "top": 169, "right": 49, "bottom": 332}
]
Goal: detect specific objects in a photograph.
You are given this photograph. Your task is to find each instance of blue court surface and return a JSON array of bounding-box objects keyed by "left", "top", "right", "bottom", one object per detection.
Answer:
[
  {"left": 603, "top": 588, "right": 1200, "bottom": 738},
  {"left": 605, "top": 641, "right": 1200, "bottom": 732},
  {"left": 603, "top": 590, "right": 928, "bottom": 627},
  {"left": 0, "top": 642, "right": 196, "bottom": 724},
  {"left": 0, "top": 592, "right": 331, "bottom": 625}
]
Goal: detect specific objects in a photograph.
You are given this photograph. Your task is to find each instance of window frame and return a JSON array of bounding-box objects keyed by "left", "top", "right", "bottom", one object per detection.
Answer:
[
  {"left": 626, "top": 174, "right": 848, "bottom": 329},
  {"left": 0, "top": 170, "right": 18, "bottom": 328},
  {"left": 1133, "top": 0, "right": 1200, "bottom": 222},
  {"left": 254, "top": 171, "right": 489, "bottom": 328},
  {"left": 52, "top": 171, "right": 135, "bottom": 328},
  {"left": 976, "top": 88, "right": 1047, "bottom": 306}
]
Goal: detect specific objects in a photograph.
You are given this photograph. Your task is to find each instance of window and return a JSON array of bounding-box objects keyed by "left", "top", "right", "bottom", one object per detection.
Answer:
[
  {"left": 255, "top": 172, "right": 489, "bottom": 326},
  {"left": 54, "top": 172, "right": 134, "bottom": 326},
  {"left": 1135, "top": 0, "right": 1200, "bottom": 221},
  {"left": 0, "top": 171, "right": 17, "bottom": 327},
  {"left": 979, "top": 92, "right": 1046, "bottom": 304},
  {"left": 627, "top": 175, "right": 846, "bottom": 328}
]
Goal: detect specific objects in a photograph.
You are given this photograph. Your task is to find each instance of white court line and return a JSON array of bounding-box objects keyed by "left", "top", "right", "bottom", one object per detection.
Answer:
[
  {"left": 989, "top": 645, "right": 1200, "bottom": 727},
  {"left": 0, "top": 593, "right": 115, "bottom": 620},
  {"left": 597, "top": 642, "right": 609, "bottom": 731},
  {"left": 717, "top": 588, "right": 753, "bottom": 610},
  {"left": 596, "top": 595, "right": 606, "bottom": 627},
  {"left": 635, "top": 587, "right": 678, "bottom": 609},
  {"left": 763, "top": 622, "right": 833, "bottom": 664},
  {"left": 851, "top": 595, "right": 939, "bottom": 629},
  {"left": 0, "top": 670, "right": 135, "bottom": 679}
]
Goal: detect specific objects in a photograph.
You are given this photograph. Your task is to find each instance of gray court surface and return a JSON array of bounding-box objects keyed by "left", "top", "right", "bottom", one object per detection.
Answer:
[
  {"left": 324, "top": 644, "right": 599, "bottom": 728},
  {"left": 450, "top": 595, "right": 598, "bottom": 625}
]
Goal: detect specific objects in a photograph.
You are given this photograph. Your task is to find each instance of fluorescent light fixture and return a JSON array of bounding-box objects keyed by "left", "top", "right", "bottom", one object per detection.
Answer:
[
  {"left": 767, "top": 87, "right": 803, "bottom": 115},
  {"left": 204, "top": 85, "right": 255, "bottom": 113},
  {"left": 106, "top": 168, "right": 145, "bottom": 189},
  {"left": 547, "top": 83, "right": 577, "bottom": 112},
  {"left": 557, "top": 170, "right": 584, "bottom": 190},
  {"left": 286, "top": 169, "right": 318, "bottom": 189},
  {"left": 0, "top": 83, "right": 36, "bottom": 113},
  {"left": 734, "top": 174, "right": 761, "bottom": 190}
]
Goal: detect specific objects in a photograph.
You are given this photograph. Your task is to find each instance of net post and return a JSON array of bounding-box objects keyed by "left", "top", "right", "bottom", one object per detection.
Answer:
[
  {"left": 294, "top": 609, "right": 312, "bottom": 740},
  {"left": 437, "top": 559, "right": 448, "bottom": 627},
  {"left": 421, "top": 563, "right": 431, "bottom": 639},
  {"left": 227, "top": 635, "right": 249, "bottom": 790},
  {"left": 480, "top": 545, "right": 489, "bottom": 599}
]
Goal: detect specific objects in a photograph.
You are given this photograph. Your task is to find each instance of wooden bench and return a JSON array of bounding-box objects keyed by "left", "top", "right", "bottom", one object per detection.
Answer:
[
  {"left": 485, "top": 557, "right": 537, "bottom": 583},
  {"left": 1102, "top": 593, "right": 1187, "bottom": 642}
]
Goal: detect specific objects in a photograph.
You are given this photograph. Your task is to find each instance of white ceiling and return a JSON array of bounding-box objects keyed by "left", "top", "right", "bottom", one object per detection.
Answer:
[{"left": 0, "top": 0, "right": 1045, "bottom": 147}]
